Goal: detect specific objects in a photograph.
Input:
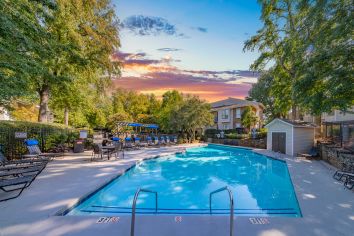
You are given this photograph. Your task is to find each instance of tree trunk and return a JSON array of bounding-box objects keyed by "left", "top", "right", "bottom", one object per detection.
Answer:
[
  {"left": 291, "top": 104, "right": 297, "bottom": 121},
  {"left": 38, "top": 85, "right": 50, "bottom": 122},
  {"left": 64, "top": 107, "right": 69, "bottom": 126}
]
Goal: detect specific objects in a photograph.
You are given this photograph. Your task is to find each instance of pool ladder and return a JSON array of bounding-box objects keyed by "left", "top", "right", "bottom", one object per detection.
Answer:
[{"left": 130, "top": 186, "right": 234, "bottom": 236}]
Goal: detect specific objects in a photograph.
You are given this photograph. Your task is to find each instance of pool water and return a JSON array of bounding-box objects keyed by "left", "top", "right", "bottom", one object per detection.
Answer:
[{"left": 67, "top": 144, "right": 301, "bottom": 217}]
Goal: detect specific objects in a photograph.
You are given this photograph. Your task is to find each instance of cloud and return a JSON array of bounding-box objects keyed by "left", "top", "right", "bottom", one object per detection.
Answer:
[
  {"left": 157, "top": 48, "right": 182, "bottom": 52},
  {"left": 192, "top": 27, "right": 208, "bottom": 33},
  {"left": 121, "top": 15, "right": 185, "bottom": 37},
  {"left": 112, "top": 51, "right": 259, "bottom": 101}
]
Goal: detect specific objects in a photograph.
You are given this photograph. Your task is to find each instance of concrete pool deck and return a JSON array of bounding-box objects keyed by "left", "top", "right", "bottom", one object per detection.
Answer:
[{"left": 0, "top": 144, "right": 353, "bottom": 236}]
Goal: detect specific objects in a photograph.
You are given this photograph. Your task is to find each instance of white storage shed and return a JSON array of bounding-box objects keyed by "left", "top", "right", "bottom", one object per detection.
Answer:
[{"left": 265, "top": 118, "right": 317, "bottom": 156}]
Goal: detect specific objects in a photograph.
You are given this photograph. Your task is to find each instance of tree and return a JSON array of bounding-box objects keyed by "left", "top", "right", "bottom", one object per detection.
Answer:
[
  {"left": 241, "top": 106, "right": 258, "bottom": 131},
  {"left": 247, "top": 71, "right": 289, "bottom": 119},
  {"left": 294, "top": 0, "right": 354, "bottom": 114},
  {"left": 0, "top": 0, "right": 55, "bottom": 107},
  {"left": 172, "top": 96, "right": 213, "bottom": 142},
  {"left": 245, "top": 0, "right": 354, "bottom": 118},
  {"left": 34, "top": 0, "right": 120, "bottom": 122},
  {"left": 244, "top": 0, "right": 310, "bottom": 120},
  {"left": 158, "top": 90, "right": 184, "bottom": 133}
]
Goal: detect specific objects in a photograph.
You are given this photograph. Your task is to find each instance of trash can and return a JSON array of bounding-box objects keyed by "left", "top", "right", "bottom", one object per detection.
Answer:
[{"left": 73, "top": 139, "right": 84, "bottom": 153}]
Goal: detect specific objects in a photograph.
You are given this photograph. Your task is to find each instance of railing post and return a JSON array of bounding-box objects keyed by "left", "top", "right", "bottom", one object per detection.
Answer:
[
  {"left": 209, "top": 186, "right": 234, "bottom": 236},
  {"left": 130, "top": 188, "right": 158, "bottom": 236}
]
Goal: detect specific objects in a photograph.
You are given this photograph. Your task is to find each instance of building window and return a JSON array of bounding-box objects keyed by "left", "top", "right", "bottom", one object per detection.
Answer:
[
  {"left": 236, "top": 108, "right": 241, "bottom": 118},
  {"left": 222, "top": 124, "right": 229, "bottom": 130},
  {"left": 235, "top": 123, "right": 241, "bottom": 128},
  {"left": 221, "top": 109, "right": 229, "bottom": 119}
]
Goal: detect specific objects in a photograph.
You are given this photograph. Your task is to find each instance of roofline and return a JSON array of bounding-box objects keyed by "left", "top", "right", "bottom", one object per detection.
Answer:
[
  {"left": 265, "top": 118, "right": 317, "bottom": 128},
  {"left": 211, "top": 104, "right": 264, "bottom": 110}
]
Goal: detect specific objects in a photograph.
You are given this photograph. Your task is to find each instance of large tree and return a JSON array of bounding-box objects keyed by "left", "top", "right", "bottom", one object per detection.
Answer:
[
  {"left": 244, "top": 0, "right": 312, "bottom": 120},
  {"left": 245, "top": 0, "right": 353, "bottom": 118},
  {"left": 0, "top": 0, "right": 55, "bottom": 107},
  {"left": 36, "top": 0, "right": 120, "bottom": 122},
  {"left": 171, "top": 95, "right": 213, "bottom": 142}
]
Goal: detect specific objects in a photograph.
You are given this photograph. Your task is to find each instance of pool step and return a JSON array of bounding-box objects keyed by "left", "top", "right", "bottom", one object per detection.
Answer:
[{"left": 80, "top": 205, "right": 299, "bottom": 216}]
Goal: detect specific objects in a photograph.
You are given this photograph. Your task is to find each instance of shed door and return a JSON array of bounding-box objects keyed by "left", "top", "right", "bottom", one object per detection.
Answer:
[{"left": 272, "top": 132, "right": 286, "bottom": 154}]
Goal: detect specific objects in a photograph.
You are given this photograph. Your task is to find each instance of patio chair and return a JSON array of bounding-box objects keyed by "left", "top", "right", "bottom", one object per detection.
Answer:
[
  {"left": 124, "top": 137, "right": 135, "bottom": 150},
  {"left": 153, "top": 137, "right": 160, "bottom": 146},
  {"left": 24, "top": 139, "right": 63, "bottom": 159},
  {"left": 298, "top": 147, "right": 319, "bottom": 159},
  {"left": 0, "top": 174, "right": 36, "bottom": 202},
  {"left": 0, "top": 164, "right": 45, "bottom": 178},
  {"left": 344, "top": 175, "right": 354, "bottom": 190},
  {"left": 333, "top": 170, "right": 354, "bottom": 181},
  {"left": 165, "top": 136, "right": 171, "bottom": 145},
  {"left": 91, "top": 143, "right": 109, "bottom": 161},
  {"left": 146, "top": 136, "right": 156, "bottom": 147},
  {"left": 112, "top": 137, "right": 123, "bottom": 159},
  {"left": 160, "top": 136, "right": 166, "bottom": 146},
  {"left": 171, "top": 136, "right": 178, "bottom": 145},
  {"left": 0, "top": 146, "right": 48, "bottom": 167}
]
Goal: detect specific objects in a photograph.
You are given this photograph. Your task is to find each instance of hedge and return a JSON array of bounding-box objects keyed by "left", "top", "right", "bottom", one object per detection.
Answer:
[{"left": 0, "top": 121, "right": 78, "bottom": 159}]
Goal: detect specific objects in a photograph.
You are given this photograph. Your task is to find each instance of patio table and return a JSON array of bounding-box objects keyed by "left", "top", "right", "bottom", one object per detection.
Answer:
[{"left": 101, "top": 146, "right": 116, "bottom": 160}]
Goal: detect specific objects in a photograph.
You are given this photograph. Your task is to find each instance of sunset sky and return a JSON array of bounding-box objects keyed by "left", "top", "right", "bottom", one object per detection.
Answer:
[{"left": 112, "top": 0, "right": 262, "bottom": 102}]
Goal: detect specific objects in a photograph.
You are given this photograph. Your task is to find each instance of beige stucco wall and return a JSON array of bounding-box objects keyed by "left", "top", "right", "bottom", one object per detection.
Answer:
[
  {"left": 293, "top": 127, "right": 315, "bottom": 155},
  {"left": 266, "top": 121, "right": 293, "bottom": 156}
]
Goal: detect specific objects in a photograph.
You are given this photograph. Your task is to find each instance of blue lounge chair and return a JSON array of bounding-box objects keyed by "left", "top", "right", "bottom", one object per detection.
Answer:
[
  {"left": 124, "top": 137, "right": 134, "bottom": 149},
  {"left": 160, "top": 136, "right": 166, "bottom": 145},
  {"left": 24, "top": 139, "right": 63, "bottom": 159}
]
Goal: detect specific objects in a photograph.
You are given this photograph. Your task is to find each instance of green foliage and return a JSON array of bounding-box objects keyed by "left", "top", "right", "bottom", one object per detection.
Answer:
[
  {"left": 0, "top": 0, "right": 120, "bottom": 123},
  {"left": 245, "top": 0, "right": 354, "bottom": 117},
  {"left": 241, "top": 106, "right": 258, "bottom": 130},
  {"left": 224, "top": 133, "right": 249, "bottom": 139},
  {"left": 0, "top": 121, "right": 76, "bottom": 159},
  {"left": 171, "top": 95, "right": 213, "bottom": 141}
]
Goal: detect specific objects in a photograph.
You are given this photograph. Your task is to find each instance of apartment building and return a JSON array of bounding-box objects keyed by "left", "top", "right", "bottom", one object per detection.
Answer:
[{"left": 210, "top": 97, "right": 264, "bottom": 130}]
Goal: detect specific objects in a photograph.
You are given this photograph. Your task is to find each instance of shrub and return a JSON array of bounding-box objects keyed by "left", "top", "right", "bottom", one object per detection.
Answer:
[
  {"left": 225, "top": 133, "right": 249, "bottom": 139},
  {"left": 0, "top": 121, "right": 77, "bottom": 159}
]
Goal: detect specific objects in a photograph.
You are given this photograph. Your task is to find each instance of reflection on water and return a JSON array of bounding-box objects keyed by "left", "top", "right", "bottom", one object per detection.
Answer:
[{"left": 68, "top": 144, "right": 301, "bottom": 217}]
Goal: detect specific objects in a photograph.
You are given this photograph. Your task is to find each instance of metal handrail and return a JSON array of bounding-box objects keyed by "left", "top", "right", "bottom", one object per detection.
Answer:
[
  {"left": 130, "top": 188, "right": 158, "bottom": 236},
  {"left": 209, "top": 186, "right": 234, "bottom": 236}
]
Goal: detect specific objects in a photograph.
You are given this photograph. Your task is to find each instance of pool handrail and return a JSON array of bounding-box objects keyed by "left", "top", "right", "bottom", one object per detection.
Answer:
[
  {"left": 130, "top": 188, "right": 158, "bottom": 236},
  {"left": 209, "top": 186, "right": 234, "bottom": 236}
]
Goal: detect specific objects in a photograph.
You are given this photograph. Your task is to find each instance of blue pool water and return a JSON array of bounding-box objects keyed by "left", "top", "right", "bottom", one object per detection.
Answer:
[{"left": 67, "top": 144, "right": 301, "bottom": 217}]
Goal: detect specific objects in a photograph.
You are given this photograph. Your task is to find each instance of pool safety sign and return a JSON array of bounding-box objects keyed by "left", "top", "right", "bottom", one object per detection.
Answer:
[
  {"left": 96, "top": 217, "right": 120, "bottom": 224},
  {"left": 249, "top": 218, "right": 270, "bottom": 225},
  {"left": 175, "top": 216, "right": 182, "bottom": 223}
]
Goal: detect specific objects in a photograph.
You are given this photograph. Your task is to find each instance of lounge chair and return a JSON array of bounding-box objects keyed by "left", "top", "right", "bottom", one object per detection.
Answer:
[
  {"left": 24, "top": 139, "right": 63, "bottom": 159},
  {"left": 160, "top": 136, "right": 166, "bottom": 146},
  {"left": 344, "top": 176, "right": 354, "bottom": 190},
  {"left": 0, "top": 147, "right": 48, "bottom": 167},
  {"left": 333, "top": 170, "right": 354, "bottom": 181},
  {"left": 0, "top": 175, "right": 36, "bottom": 202},
  {"left": 0, "top": 164, "right": 45, "bottom": 178},
  {"left": 298, "top": 147, "right": 319, "bottom": 158},
  {"left": 165, "top": 136, "right": 171, "bottom": 145},
  {"left": 146, "top": 137, "right": 156, "bottom": 147},
  {"left": 171, "top": 136, "right": 178, "bottom": 145},
  {"left": 124, "top": 137, "right": 135, "bottom": 150},
  {"left": 153, "top": 137, "right": 160, "bottom": 146}
]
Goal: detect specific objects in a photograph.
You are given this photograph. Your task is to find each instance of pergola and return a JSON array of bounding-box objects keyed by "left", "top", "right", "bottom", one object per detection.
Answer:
[{"left": 113, "top": 122, "right": 159, "bottom": 135}]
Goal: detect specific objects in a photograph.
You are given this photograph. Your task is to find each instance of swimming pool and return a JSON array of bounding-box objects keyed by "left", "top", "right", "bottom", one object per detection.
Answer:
[{"left": 66, "top": 144, "right": 301, "bottom": 217}]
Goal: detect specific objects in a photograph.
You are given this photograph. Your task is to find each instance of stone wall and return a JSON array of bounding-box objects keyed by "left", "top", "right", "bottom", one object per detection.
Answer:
[
  {"left": 210, "top": 138, "right": 266, "bottom": 149},
  {"left": 318, "top": 142, "right": 354, "bottom": 172}
]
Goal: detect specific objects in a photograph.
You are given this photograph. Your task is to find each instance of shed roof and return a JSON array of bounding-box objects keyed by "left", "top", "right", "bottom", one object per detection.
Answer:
[{"left": 265, "top": 118, "right": 317, "bottom": 128}]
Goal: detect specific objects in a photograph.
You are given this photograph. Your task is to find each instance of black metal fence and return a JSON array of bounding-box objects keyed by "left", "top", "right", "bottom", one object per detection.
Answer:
[{"left": 0, "top": 125, "right": 75, "bottom": 160}]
